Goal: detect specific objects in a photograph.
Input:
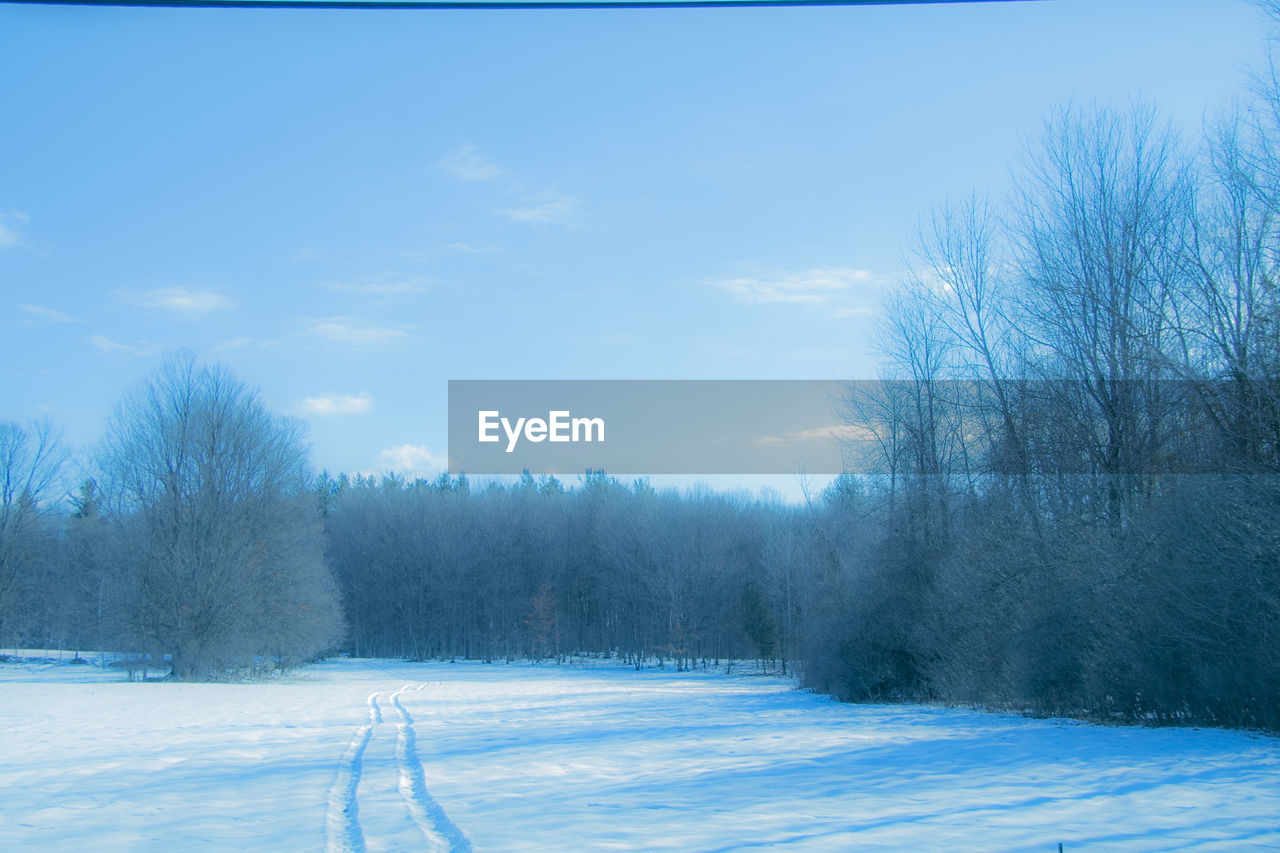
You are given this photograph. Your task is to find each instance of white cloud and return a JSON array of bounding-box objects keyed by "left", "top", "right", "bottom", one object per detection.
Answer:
[
  {"left": 404, "top": 243, "right": 502, "bottom": 263},
  {"left": 379, "top": 443, "right": 447, "bottom": 476},
  {"left": 709, "top": 268, "right": 876, "bottom": 304},
  {"left": 0, "top": 212, "right": 29, "bottom": 248},
  {"left": 131, "top": 288, "right": 235, "bottom": 314},
  {"left": 442, "top": 242, "right": 500, "bottom": 255},
  {"left": 437, "top": 145, "right": 503, "bottom": 181},
  {"left": 300, "top": 392, "right": 374, "bottom": 416},
  {"left": 500, "top": 194, "right": 581, "bottom": 226},
  {"left": 435, "top": 148, "right": 583, "bottom": 227},
  {"left": 307, "top": 318, "right": 412, "bottom": 348},
  {"left": 214, "top": 337, "right": 285, "bottom": 353},
  {"left": 318, "top": 278, "right": 431, "bottom": 298},
  {"left": 88, "top": 334, "right": 139, "bottom": 355},
  {"left": 755, "top": 423, "right": 875, "bottom": 445},
  {"left": 19, "top": 304, "right": 78, "bottom": 323}
]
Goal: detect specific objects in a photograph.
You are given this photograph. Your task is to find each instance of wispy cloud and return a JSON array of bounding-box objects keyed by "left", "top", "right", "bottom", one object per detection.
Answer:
[
  {"left": 87, "top": 334, "right": 155, "bottom": 356},
  {"left": 404, "top": 242, "right": 502, "bottom": 263},
  {"left": 379, "top": 443, "right": 447, "bottom": 476},
  {"left": 441, "top": 242, "right": 500, "bottom": 255},
  {"left": 317, "top": 278, "right": 432, "bottom": 299},
  {"left": 755, "top": 423, "right": 875, "bottom": 445},
  {"left": 437, "top": 145, "right": 503, "bottom": 182},
  {"left": 709, "top": 268, "right": 877, "bottom": 305},
  {"left": 438, "top": 144, "right": 584, "bottom": 227},
  {"left": 212, "top": 337, "right": 285, "bottom": 353},
  {"left": 0, "top": 212, "right": 30, "bottom": 248},
  {"left": 88, "top": 334, "right": 132, "bottom": 354},
  {"left": 300, "top": 392, "right": 374, "bottom": 416},
  {"left": 19, "top": 304, "right": 78, "bottom": 324},
  {"left": 129, "top": 287, "right": 235, "bottom": 314},
  {"left": 307, "top": 317, "right": 413, "bottom": 348},
  {"left": 500, "top": 194, "right": 582, "bottom": 227}
]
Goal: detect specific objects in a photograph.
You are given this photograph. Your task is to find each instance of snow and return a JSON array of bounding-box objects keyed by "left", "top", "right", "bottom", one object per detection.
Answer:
[{"left": 1, "top": 656, "right": 1277, "bottom": 852}]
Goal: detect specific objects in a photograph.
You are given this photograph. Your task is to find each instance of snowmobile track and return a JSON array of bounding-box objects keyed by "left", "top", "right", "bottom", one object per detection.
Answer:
[
  {"left": 326, "top": 684, "right": 470, "bottom": 853},
  {"left": 392, "top": 684, "right": 472, "bottom": 852},
  {"left": 324, "top": 690, "right": 381, "bottom": 853}
]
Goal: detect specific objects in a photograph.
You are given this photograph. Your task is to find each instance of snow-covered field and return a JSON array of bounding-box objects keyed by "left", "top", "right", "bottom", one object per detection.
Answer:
[{"left": 1, "top": 656, "right": 1278, "bottom": 852}]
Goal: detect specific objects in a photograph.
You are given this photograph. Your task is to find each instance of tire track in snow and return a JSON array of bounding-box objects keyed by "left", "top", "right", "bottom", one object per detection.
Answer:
[
  {"left": 391, "top": 683, "right": 472, "bottom": 852},
  {"left": 327, "top": 682, "right": 468, "bottom": 853},
  {"left": 325, "top": 690, "right": 384, "bottom": 853}
]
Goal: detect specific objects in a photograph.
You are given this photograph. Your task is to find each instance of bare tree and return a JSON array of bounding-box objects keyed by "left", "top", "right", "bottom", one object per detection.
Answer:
[
  {"left": 0, "top": 419, "right": 66, "bottom": 643},
  {"left": 911, "top": 196, "right": 1046, "bottom": 511},
  {"left": 101, "top": 353, "right": 342, "bottom": 679},
  {"left": 1013, "top": 103, "right": 1192, "bottom": 523},
  {"left": 1180, "top": 104, "right": 1280, "bottom": 470}
]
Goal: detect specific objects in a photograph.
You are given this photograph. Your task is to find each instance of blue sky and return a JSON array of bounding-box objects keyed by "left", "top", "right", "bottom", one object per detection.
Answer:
[{"left": 1, "top": 0, "right": 1272, "bottom": 489}]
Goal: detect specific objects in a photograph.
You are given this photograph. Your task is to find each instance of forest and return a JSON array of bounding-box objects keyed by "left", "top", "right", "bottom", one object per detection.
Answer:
[{"left": 3, "top": 36, "right": 1280, "bottom": 731}]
